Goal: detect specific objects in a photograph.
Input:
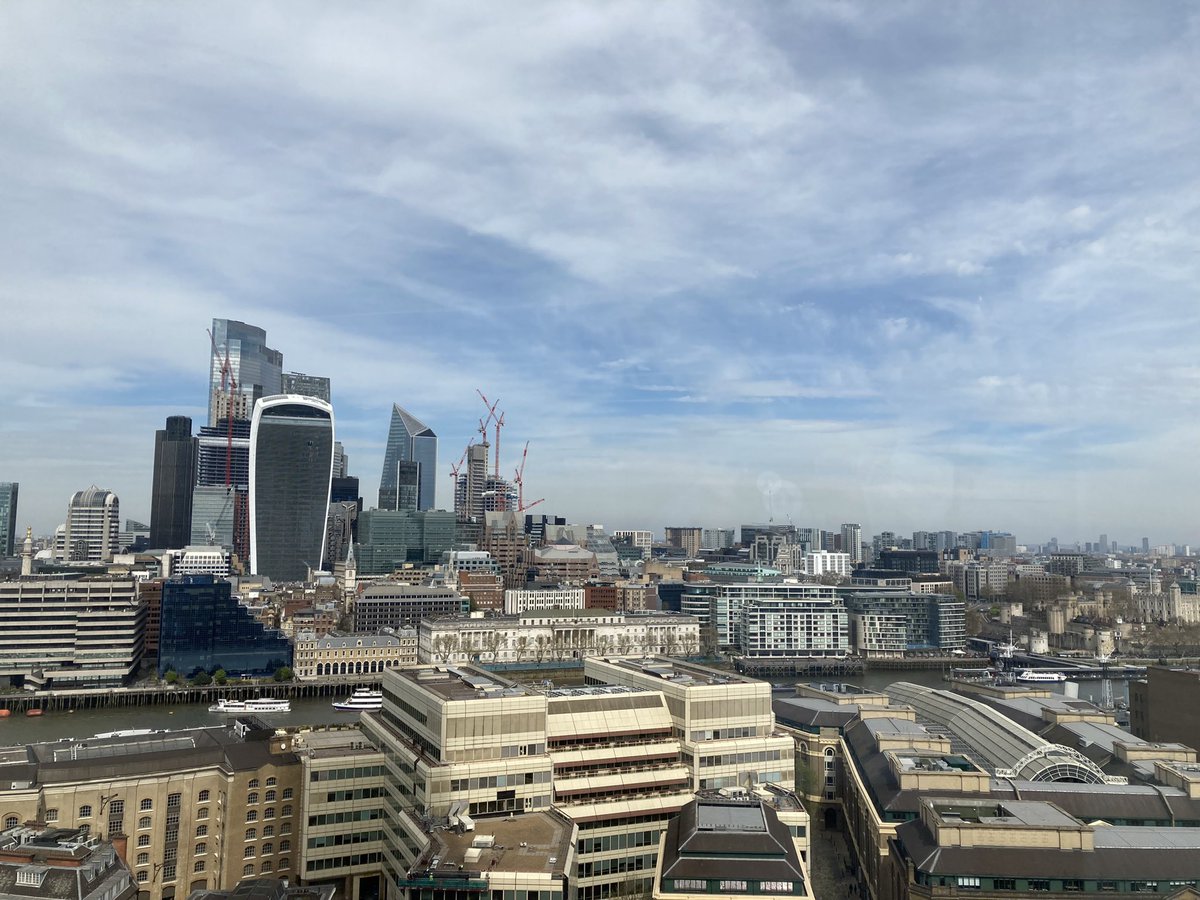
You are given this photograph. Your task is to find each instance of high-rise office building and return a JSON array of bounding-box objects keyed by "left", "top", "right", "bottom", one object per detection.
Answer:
[
  {"left": 332, "top": 440, "right": 348, "bottom": 477},
  {"left": 454, "top": 442, "right": 489, "bottom": 522},
  {"left": 149, "top": 415, "right": 197, "bottom": 549},
  {"left": 207, "top": 318, "right": 283, "bottom": 427},
  {"left": 281, "top": 371, "right": 330, "bottom": 401},
  {"left": 63, "top": 486, "right": 120, "bottom": 563},
  {"left": 664, "top": 526, "right": 703, "bottom": 557},
  {"left": 249, "top": 395, "right": 334, "bottom": 582},
  {"left": 0, "top": 482, "right": 16, "bottom": 557},
  {"left": 378, "top": 404, "right": 437, "bottom": 511}
]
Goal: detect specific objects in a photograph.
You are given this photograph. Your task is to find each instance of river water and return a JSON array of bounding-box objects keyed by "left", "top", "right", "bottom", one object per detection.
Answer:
[{"left": 3, "top": 668, "right": 1129, "bottom": 747}]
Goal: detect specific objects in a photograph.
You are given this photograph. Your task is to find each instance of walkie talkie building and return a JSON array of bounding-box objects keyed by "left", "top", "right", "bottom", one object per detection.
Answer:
[{"left": 249, "top": 395, "right": 334, "bottom": 582}]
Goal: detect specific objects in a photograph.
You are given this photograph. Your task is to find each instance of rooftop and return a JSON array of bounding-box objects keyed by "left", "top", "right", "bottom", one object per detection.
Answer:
[
  {"left": 593, "top": 656, "right": 762, "bottom": 686},
  {"left": 395, "top": 666, "right": 535, "bottom": 702},
  {"left": 416, "top": 810, "right": 574, "bottom": 878}
]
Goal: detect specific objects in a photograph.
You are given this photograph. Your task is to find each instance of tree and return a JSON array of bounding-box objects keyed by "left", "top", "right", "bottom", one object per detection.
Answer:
[
  {"left": 514, "top": 635, "right": 530, "bottom": 663},
  {"left": 661, "top": 630, "right": 679, "bottom": 658},
  {"left": 433, "top": 634, "right": 460, "bottom": 664},
  {"left": 273, "top": 666, "right": 294, "bottom": 682},
  {"left": 191, "top": 671, "right": 213, "bottom": 687},
  {"left": 164, "top": 670, "right": 179, "bottom": 685},
  {"left": 483, "top": 632, "right": 504, "bottom": 663},
  {"left": 534, "top": 635, "right": 551, "bottom": 663},
  {"left": 213, "top": 669, "right": 228, "bottom": 685}
]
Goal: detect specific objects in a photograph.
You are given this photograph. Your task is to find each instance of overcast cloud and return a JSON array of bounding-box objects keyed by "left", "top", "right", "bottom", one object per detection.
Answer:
[{"left": 1, "top": 1, "right": 1197, "bottom": 545}]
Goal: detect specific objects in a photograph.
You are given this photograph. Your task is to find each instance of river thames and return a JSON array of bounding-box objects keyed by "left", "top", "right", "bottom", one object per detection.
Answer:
[{"left": 1, "top": 669, "right": 1130, "bottom": 746}]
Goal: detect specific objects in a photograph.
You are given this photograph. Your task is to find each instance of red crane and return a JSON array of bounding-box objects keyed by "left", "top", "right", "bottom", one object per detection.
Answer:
[
  {"left": 475, "top": 389, "right": 504, "bottom": 479},
  {"left": 206, "top": 328, "right": 238, "bottom": 487},
  {"left": 513, "top": 441, "right": 544, "bottom": 512}
]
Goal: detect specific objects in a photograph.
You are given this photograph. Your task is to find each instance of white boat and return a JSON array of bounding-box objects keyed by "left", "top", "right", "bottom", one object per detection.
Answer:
[
  {"left": 208, "top": 697, "right": 291, "bottom": 714},
  {"left": 1016, "top": 670, "right": 1068, "bottom": 683},
  {"left": 332, "top": 688, "right": 383, "bottom": 712}
]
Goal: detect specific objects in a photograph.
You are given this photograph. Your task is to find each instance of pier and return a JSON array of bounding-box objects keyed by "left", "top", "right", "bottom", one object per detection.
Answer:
[{"left": 0, "top": 677, "right": 383, "bottom": 714}]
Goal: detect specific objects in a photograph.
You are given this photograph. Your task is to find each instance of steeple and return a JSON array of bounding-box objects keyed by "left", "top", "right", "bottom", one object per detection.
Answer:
[{"left": 20, "top": 526, "right": 33, "bottom": 576}]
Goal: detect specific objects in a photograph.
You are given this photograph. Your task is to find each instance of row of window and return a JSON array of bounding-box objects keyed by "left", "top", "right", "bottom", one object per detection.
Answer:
[
  {"left": 245, "top": 826, "right": 289, "bottom": 839},
  {"left": 246, "top": 788, "right": 292, "bottom": 803},
  {"left": 245, "top": 805, "right": 292, "bottom": 821},
  {"left": 950, "top": 876, "right": 1197, "bottom": 893},
  {"left": 449, "top": 772, "right": 551, "bottom": 792},
  {"left": 309, "top": 765, "right": 385, "bottom": 782},
  {"left": 308, "top": 808, "right": 384, "bottom": 827}
]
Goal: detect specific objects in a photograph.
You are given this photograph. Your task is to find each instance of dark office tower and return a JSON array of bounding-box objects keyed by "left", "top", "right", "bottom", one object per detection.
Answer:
[
  {"left": 149, "top": 416, "right": 197, "bottom": 549},
  {"left": 157, "top": 575, "right": 292, "bottom": 677},
  {"left": 282, "top": 371, "right": 331, "bottom": 401},
  {"left": 249, "top": 395, "right": 334, "bottom": 581},
  {"left": 0, "top": 483, "right": 16, "bottom": 557},
  {"left": 207, "top": 318, "right": 283, "bottom": 427},
  {"left": 395, "top": 461, "right": 420, "bottom": 511},
  {"left": 379, "top": 404, "right": 437, "bottom": 511}
]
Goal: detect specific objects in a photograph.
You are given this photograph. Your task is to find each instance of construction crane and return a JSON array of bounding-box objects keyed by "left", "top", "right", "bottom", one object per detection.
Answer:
[
  {"left": 513, "top": 441, "right": 544, "bottom": 512},
  {"left": 476, "top": 389, "right": 505, "bottom": 479},
  {"left": 448, "top": 444, "right": 469, "bottom": 500},
  {"left": 206, "top": 328, "right": 238, "bottom": 488}
]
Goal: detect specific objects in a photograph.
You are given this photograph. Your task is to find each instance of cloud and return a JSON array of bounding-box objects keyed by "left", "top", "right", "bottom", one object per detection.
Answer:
[{"left": 2, "top": 1, "right": 1198, "bottom": 545}]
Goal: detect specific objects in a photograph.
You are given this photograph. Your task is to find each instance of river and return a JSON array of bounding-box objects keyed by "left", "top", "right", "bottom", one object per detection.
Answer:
[{"left": 3, "top": 668, "right": 1129, "bottom": 747}]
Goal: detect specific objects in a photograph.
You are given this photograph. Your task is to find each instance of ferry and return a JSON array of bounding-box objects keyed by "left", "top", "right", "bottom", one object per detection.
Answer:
[
  {"left": 332, "top": 688, "right": 384, "bottom": 712},
  {"left": 1016, "top": 670, "right": 1068, "bottom": 683},
  {"left": 208, "top": 698, "right": 291, "bottom": 714}
]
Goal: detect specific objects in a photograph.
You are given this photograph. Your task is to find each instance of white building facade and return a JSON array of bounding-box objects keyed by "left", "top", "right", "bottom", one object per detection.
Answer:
[{"left": 503, "top": 586, "right": 586, "bottom": 615}]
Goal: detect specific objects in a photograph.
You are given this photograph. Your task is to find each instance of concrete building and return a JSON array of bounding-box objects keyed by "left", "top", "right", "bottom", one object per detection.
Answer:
[
  {"left": 0, "top": 575, "right": 144, "bottom": 688},
  {"left": 799, "top": 550, "right": 852, "bottom": 579},
  {"left": 353, "top": 584, "right": 465, "bottom": 631},
  {"left": 164, "top": 546, "right": 232, "bottom": 578},
  {"left": 358, "top": 664, "right": 702, "bottom": 900},
  {"left": 613, "top": 530, "right": 653, "bottom": 558},
  {"left": 527, "top": 543, "right": 599, "bottom": 584},
  {"left": 62, "top": 486, "right": 120, "bottom": 564},
  {"left": 503, "top": 586, "right": 585, "bottom": 615},
  {"left": 0, "top": 721, "right": 303, "bottom": 900},
  {"left": 1130, "top": 666, "right": 1200, "bottom": 748},
  {"left": 419, "top": 610, "right": 701, "bottom": 664},
  {"left": 293, "top": 630, "right": 417, "bottom": 679},
  {"left": 664, "top": 527, "right": 703, "bottom": 558},
  {"left": 583, "top": 657, "right": 795, "bottom": 793},
  {"left": 701, "top": 528, "right": 735, "bottom": 551}
]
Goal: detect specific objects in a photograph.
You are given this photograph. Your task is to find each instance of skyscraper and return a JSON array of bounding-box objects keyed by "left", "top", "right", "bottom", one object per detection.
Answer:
[
  {"left": 149, "top": 416, "right": 197, "bottom": 549},
  {"left": 379, "top": 404, "right": 437, "bottom": 512},
  {"left": 0, "top": 483, "right": 16, "bottom": 557},
  {"left": 207, "top": 318, "right": 283, "bottom": 427},
  {"left": 454, "top": 442, "right": 489, "bottom": 522},
  {"left": 63, "top": 486, "right": 120, "bottom": 563},
  {"left": 282, "top": 371, "right": 331, "bottom": 401},
  {"left": 249, "top": 395, "right": 334, "bottom": 581},
  {"left": 840, "top": 523, "right": 863, "bottom": 565}
]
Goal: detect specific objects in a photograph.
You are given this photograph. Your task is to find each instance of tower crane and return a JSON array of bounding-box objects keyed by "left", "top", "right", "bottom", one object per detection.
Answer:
[{"left": 512, "top": 441, "right": 544, "bottom": 512}]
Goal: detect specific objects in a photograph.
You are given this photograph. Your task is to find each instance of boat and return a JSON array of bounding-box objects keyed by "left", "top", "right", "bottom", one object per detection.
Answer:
[
  {"left": 332, "top": 688, "right": 384, "bottom": 712},
  {"left": 26, "top": 708, "right": 43, "bottom": 717},
  {"left": 208, "top": 698, "right": 291, "bottom": 714},
  {"left": 1016, "top": 670, "right": 1068, "bottom": 683}
]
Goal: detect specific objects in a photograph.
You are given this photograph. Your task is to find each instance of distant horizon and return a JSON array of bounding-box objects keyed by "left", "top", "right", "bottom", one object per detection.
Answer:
[{"left": 3, "top": 4, "right": 1197, "bottom": 543}]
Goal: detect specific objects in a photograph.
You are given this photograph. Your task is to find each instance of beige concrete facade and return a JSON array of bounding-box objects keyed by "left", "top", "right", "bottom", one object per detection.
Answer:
[{"left": 293, "top": 631, "right": 418, "bottom": 680}]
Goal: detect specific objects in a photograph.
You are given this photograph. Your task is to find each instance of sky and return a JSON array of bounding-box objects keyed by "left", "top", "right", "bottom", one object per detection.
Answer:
[{"left": 1, "top": 2, "right": 1198, "bottom": 545}]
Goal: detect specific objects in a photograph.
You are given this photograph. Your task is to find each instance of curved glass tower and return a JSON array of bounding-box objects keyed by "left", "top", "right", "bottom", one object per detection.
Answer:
[{"left": 249, "top": 395, "right": 334, "bottom": 581}]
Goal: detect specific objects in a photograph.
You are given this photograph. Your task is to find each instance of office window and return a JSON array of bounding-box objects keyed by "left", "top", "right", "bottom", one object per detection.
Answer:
[
  {"left": 244, "top": 847, "right": 256, "bottom": 859},
  {"left": 243, "top": 865, "right": 255, "bottom": 877},
  {"left": 137, "top": 835, "right": 151, "bottom": 848},
  {"left": 246, "top": 811, "right": 257, "bottom": 823},
  {"left": 79, "top": 805, "right": 92, "bottom": 818},
  {"left": 137, "top": 871, "right": 148, "bottom": 884},
  {"left": 261, "top": 861, "right": 273, "bottom": 873},
  {"left": 198, "top": 807, "right": 209, "bottom": 819},
  {"left": 140, "top": 799, "right": 153, "bottom": 811},
  {"left": 196, "top": 825, "right": 208, "bottom": 837},
  {"left": 198, "top": 790, "right": 210, "bottom": 802},
  {"left": 194, "top": 861, "right": 206, "bottom": 874},
  {"left": 245, "top": 828, "right": 257, "bottom": 841},
  {"left": 139, "top": 816, "right": 152, "bottom": 830},
  {"left": 137, "top": 853, "right": 149, "bottom": 865},
  {"left": 195, "top": 843, "right": 207, "bottom": 856},
  {"left": 282, "top": 788, "right": 294, "bottom": 800},
  {"left": 45, "top": 809, "right": 58, "bottom": 823},
  {"left": 247, "top": 792, "right": 259, "bottom": 805},
  {"left": 265, "top": 777, "right": 277, "bottom": 787},
  {"left": 263, "top": 825, "right": 274, "bottom": 838}
]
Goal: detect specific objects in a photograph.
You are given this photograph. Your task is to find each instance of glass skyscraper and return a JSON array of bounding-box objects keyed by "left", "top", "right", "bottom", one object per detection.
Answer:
[
  {"left": 157, "top": 574, "right": 292, "bottom": 677},
  {"left": 378, "top": 404, "right": 437, "bottom": 511},
  {"left": 249, "top": 395, "right": 334, "bottom": 582},
  {"left": 208, "top": 318, "right": 284, "bottom": 427},
  {"left": 0, "top": 483, "right": 16, "bottom": 557},
  {"left": 149, "top": 416, "right": 197, "bottom": 549}
]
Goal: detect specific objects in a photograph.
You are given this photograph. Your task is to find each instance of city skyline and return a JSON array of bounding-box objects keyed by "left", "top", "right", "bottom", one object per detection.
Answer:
[{"left": 2, "top": 3, "right": 1198, "bottom": 541}]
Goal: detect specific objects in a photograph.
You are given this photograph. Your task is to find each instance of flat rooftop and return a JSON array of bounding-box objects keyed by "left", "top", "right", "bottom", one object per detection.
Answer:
[
  {"left": 932, "top": 800, "right": 1080, "bottom": 828},
  {"left": 397, "top": 666, "right": 535, "bottom": 702},
  {"left": 596, "top": 656, "right": 762, "bottom": 686},
  {"left": 294, "top": 727, "right": 376, "bottom": 758},
  {"left": 422, "top": 812, "right": 573, "bottom": 877}
]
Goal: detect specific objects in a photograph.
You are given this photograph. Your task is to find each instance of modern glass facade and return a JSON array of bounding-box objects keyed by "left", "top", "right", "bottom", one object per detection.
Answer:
[
  {"left": 249, "top": 395, "right": 334, "bottom": 582},
  {"left": 0, "top": 482, "right": 17, "bottom": 557},
  {"left": 355, "top": 508, "right": 456, "bottom": 575},
  {"left": 149, "top": 416, "right": 197, "bottom": 549},
  {"left": 208, "top": 318, "right": 284, "bottom": 427},
  {"left": 378, "top": 404, "right": 437, "bottom": 511},
  {"left": 157, "top": 575, "right": 292, "bottom": 676}
]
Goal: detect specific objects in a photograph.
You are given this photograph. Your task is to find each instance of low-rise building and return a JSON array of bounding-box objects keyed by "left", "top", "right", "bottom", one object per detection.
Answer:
[
  {"left": 293, "top": 630, "right": 417, "bottom": 679},
  {"left": 0, "top": 824, "right": 136, "bottom": 900},
  {"left": 419, "top": 610, "right": 701, "bottom": 664},
  {"left": 503, "top": 586, "right": 585, "bottom": 615},
  {"left": 354, "top": 584, "right": 465, "bottom": 631}
]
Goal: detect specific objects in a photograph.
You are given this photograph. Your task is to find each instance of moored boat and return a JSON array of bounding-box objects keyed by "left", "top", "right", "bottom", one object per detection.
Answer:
[
  {"left": 1016, "top": 669, "right": 1068, "bottom": 683},
  {"left": 332, "top": 688, "right": 384, "bottom": 712},
  {"left": 208, "top": 697, "right": 291, "bottom": 714}
]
